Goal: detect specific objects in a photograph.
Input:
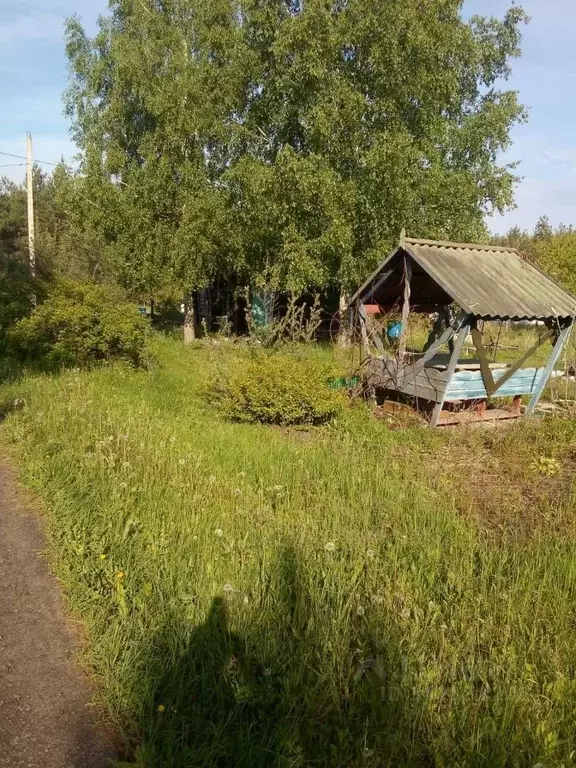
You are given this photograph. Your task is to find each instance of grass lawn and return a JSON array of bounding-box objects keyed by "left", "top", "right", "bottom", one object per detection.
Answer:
[{"left": 2, "top": 336, "right": 576, "bottom": 767}]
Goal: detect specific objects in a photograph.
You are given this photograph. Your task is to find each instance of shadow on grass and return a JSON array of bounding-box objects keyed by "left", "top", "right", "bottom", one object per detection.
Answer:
[{"left": 128, "top": 547, "right": 439, "bottom": 768}]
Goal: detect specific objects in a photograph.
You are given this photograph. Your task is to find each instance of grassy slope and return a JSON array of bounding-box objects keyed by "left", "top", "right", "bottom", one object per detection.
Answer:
[{"left": 1, "top": 337, "right": 576, "bottom": 767}]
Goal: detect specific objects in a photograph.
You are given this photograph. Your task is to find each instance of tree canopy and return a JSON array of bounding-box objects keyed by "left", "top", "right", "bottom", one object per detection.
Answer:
[{"left": 64, "top": 0, "right": 528, "bottom": 299}]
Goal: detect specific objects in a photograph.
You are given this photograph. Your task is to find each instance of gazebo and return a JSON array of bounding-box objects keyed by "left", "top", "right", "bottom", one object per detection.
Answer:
[{"left": 349, "top": 234, "right": 576, "bottom": 426}]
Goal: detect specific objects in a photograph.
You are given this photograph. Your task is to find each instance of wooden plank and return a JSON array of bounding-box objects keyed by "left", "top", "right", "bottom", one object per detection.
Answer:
[
  {"left": 430, "top": 325, "right": 470, "bottom": 426},
  {"left": 399, "top": 379, "right": 444, "bottom": 402},
  {"left": 446, "top": 368, "right": 544, "bottom": 401},
  {"left": 471, "top": 326, "right": 554, "bottom": 397},
  {"left": 437, "top": 408, "right": 522, "bottom": 426},
  {"left": 426, "top": 358, "right": 507, "bottom": 372},
  {"left": 397, "top": 256, "right": 412, "bottom": 360},
  {"left": 398, "top": 367, "right": 447, "bottom": 401},
  {"left": 405, "top": 366, "right": 450, "bottom": 384},
  {"left": 398, "top": 311, "right": 470, "bottom": 384},
  {"left": 364, "top": 311, "right": 385, "bottom": 355},
  {"left": 525, "top": 322, "right": 574, "bottom": 418},
  {"left": 446, "top": 384, "right": 542, "bottom": 401},
  {"left": 358, "top": 305, "right": 370, "bottom": 362}
]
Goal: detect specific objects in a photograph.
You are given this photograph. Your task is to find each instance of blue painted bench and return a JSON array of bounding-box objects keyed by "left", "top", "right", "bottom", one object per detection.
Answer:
[{"left": 444, "top": 367, "right": 546, "bottom": 401}]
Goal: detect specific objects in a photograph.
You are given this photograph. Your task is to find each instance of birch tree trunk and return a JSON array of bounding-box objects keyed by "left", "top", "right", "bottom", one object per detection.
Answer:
[
  {"left": 183, "top": 293, "right": 196, "bottom": 344},
  {"left": 336, "top": 291, "right": 351, "bottom": 347}
]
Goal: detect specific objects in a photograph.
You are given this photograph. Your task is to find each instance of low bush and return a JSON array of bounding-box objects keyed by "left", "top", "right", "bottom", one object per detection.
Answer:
[
  {"left": 212, "top": 352, "right": 346, "bottom": 426},
  {"left": 8, "top": 280, "right": 149, "bottom": 367}
]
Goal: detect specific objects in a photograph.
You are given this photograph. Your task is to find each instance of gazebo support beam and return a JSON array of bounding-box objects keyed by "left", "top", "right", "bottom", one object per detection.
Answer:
[
  {"left": 471, "top": 324, "right": 556, "bottom": 397},
  {"left": 397, "top": 256, "right": 412, "bottom": 361},
  {"left": 398, "top": 311, "right": 469, "bottom": 385},
  {"left": 359, "top": 268, "right": 394, "bottom": 305},
  {"left": 525, "top": 320, "right": 574, "bottom": 418},
  {"left": 430, "top": 322, "right": 471, "bottom": 427},
  {"left": 358, "top": 303, "right": 385, "bottom": 355}
]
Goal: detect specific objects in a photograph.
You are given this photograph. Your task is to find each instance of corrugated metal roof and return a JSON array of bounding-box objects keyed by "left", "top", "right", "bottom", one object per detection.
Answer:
[{"left": 352, "top": 237, "right": 576, "bottom": 321}]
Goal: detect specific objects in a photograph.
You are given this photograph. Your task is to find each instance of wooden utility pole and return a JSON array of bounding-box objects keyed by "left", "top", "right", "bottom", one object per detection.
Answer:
[{"left": 26, "top": 132, "right": 36, "bottom": 282}]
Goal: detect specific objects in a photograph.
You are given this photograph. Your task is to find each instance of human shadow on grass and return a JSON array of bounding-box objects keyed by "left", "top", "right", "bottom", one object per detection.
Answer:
[{"left": 134, "top": 547, "right": 438, "bottom": 767}]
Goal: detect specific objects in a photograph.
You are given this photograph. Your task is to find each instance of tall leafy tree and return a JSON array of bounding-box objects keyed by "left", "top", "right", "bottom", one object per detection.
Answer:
[
  {"left": 64, "top": 0, "right": 246, "bottom": 304},
  {"left": 63, "top": 0, "right": 528, "bottom": 304}
]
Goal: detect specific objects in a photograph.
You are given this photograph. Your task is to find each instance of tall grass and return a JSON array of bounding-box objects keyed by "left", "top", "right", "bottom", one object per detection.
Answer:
[{"left": 1, "top": 337, "right": 576, "bottom": 767}]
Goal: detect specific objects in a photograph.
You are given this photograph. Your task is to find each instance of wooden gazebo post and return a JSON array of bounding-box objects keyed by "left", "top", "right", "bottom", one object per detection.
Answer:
[
  {"left": 524, "top": 319, "right": 574, "bottom": 418},
  {"left": 429, "top": 319, "right": 472, "bottom": 427},
  {"left": 397, "top": 229, "right": 411, "bottom": 362}
]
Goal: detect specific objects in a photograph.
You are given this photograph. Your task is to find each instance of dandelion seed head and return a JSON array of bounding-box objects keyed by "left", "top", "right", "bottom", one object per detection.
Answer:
[
  {"left": 214, "top": 528, "right": 223, "bottom": 538},
  {"left": 366, "top": 549, "right": 375, "bottom": 559},
  {"left": 357, "top": 605, "right": 366, "bottom": 616},
  {"left": 324, "top": 541, "right": 336, "bottom": 553},
  {"left": 223, "top": 583, "right": 234, "bottom": 593}
]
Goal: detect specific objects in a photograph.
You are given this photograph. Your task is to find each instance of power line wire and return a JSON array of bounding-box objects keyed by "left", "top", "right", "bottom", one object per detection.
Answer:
[
  {"left": 0, "top": 150, "right": 60, "bottom": 167},
  {"left": 0, "top": 163, "right": 27, "bottom": 168}
]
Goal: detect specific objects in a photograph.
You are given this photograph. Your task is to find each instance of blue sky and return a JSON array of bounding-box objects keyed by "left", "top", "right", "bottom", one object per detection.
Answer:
[{"left": 0, "top": 0, "right": 574, "bottom": 234}]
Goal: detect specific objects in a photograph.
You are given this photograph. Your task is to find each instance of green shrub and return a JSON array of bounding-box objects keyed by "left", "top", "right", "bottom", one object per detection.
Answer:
[
  {"left": 212, "top": 352, "right": 346, "bottom": 426},
  {"left": 8, "top": 280, "right": 149, "bottom": 367}
]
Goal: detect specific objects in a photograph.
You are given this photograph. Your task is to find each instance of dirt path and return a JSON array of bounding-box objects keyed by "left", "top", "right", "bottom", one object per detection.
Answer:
[{"left": 0, "top": 459, "right": 117, "bottom": 768}]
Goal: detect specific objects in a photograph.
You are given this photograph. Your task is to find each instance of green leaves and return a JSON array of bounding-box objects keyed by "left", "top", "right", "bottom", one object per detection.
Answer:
[{"left": 63, "top": 0, "right": 528, "bottom": 299}]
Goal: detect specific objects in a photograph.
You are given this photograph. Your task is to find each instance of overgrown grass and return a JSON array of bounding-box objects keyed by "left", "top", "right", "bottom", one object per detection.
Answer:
[{"left": 2, "top": 337, "right": 576, "bottom": 767}]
